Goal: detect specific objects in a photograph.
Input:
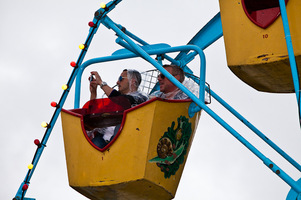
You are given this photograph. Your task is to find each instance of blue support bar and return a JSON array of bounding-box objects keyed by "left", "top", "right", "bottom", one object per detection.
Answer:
[
  {"left": 15, "top": 63, "right": 80, "bottom": 200},
  {"left": 14, "top": 1, "right": 126, "bottom": 199},
  {"left": 115, "top": 36, "right": 195, "bottom": 78},
  {"left": 115, "top": 24, "right": 149, "bottom": 46},
  {"left": 74, "top": 44, "right": 206, "bottom": 108},
  {"left": 208, "top": 87, "right": 301, "bottom": 172},
  {"left": 287, "top": 178, "right": 301, "bottom": 200},
  {"left": 104, "top": 16, "right": 207, "bottom": 103},
  {"left": 194, "top": 96, "right": 301, "bottom": 194},
  {"left": 15, "top": 2, "right": 301, "bottom": 199},
  {"left": 278, "top": 0, "right": 301, "bottom": 125},
  {"left": 114, "top": 38, "right": 181, "bottom": 66},
  {"left": 115, "top": 36, "right": 182, "bottom": 66},
  {"left": 175, "top": 12, "right": 223, "bottom": 62},
  {"left": 94, "top": 0, "right": 123, "bottom": 21},
  {"left": 99, "top": 14, "right": 301, "bottom": 194}
]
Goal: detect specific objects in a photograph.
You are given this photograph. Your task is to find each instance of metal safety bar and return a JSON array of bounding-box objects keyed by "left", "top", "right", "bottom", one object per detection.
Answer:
[{"left": 74, "top": 44, "right": 200, "bottom": 108}]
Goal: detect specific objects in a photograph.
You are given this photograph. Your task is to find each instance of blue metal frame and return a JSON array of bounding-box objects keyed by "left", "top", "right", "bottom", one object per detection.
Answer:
[
  {"left": 209, "top": 87, "right": 301, "bottom": 172},
  {"left": 13, "top": 1, "right": 123, "bottom": 199},
  {"left": 74, "top": 11, "right": 301, "bottom": 197},
  {"left": 279, "top": 0, "right": 301, "bottom": 126},
  {"left": 74, "top": 44, "right": 206, "bottom": 108},
  {"left": 15, "top": 1, "right": 301, "bottom": 199}
]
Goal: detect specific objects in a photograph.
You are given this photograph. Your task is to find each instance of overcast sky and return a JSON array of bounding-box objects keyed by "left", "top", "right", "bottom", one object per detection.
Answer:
[{"left": 2, "top": 0, "right": 301, "bottom": 200}]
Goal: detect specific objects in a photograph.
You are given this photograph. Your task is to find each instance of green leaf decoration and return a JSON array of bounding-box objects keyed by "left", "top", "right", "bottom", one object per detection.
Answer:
[{"left": 149, "top": 116, "right": 192, "bottom": 178}]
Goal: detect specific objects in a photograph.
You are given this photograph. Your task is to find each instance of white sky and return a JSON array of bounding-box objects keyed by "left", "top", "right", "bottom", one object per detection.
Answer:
[{"left": 2, "top": 0, "right": 301, "bottom": 200}]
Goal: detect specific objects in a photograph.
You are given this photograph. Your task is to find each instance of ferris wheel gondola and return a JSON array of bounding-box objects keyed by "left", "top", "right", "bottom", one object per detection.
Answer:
[{"left": 14, "top": 1, "right": 301, "bottom": 200}]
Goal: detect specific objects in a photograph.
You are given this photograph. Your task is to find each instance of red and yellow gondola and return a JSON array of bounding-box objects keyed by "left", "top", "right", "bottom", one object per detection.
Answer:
[{"left": 61, "top": 97, "right": 201, "bottom": 200}]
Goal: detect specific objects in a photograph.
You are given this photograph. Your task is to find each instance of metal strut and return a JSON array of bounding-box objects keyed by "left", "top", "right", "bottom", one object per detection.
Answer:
[
  {"left": 279, "top": 0, "right": 301, "bottom": 127},
  {"left": 13, "top": 1, "right": 123, "bottom": 199},
  {"left": 14, "top": 1, "right": 301, "bottom": 199}
]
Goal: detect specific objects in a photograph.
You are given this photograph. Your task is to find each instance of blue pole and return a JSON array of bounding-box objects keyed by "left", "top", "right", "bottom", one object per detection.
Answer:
[
  {"left": 193, "top": 96, "right": 301, "bottom": 193},
  {"left": 208, "top": 87, "right": 301, "bottom": 172},
  {"left": 175, "top": 12, "right": 223, "bottom": 61},
  {"left": 115, "top": 36, "right": 182, "bottom": 67},
  {"left": 14, "top": 1, "right": 126, "bottom": 198},
  {"left": 99, "top": 16, "right": 301, "bottom": 193},
  {"left": 115, "top": 38, "right": 182, "bottom": 66},
  {"left": 74, "top": 44, "right": 206, "bottom": 108},
  {"left": 104, "top": 15, "right": 207, "bottom": 102},
  {"left": 115, "top": 24, "right": 149, "bottom": 46},
  {"left": 278, "top": 0, "right": 301, "bottom": 124}
]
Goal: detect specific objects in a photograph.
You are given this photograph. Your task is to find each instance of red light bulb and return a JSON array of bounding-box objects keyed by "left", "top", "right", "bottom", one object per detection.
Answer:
[
  {"left": 34, "top": 139, "right": 40, "bottom": 146},
  {"left": 51, "top": 102, "right": 57, "bottom": 107},
  {"left": 88, "top": 21, "right": 95, "bottom": 27},
  {"left": 70, "top": 61, "right": 76, "bottom": 67},
  {"left": 22, "top": 184, "right": 28, "bottom": 191}
]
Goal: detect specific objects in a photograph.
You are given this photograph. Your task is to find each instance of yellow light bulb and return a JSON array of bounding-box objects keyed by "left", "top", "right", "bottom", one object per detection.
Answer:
[
  {"left": 41, "top": 122, "right": 48, "bottom": 128},
  {"left": 79, "top": 44, "right": 85, "bottom": 50},
  {"left": 28, "top": 164, "right": 33, "bottom": 169},
  {"left": 62, "top": 84, "right": 68, "bottom": 90},
  {"left": 100, "top": 2, "right": 106, "bottom": 8}
]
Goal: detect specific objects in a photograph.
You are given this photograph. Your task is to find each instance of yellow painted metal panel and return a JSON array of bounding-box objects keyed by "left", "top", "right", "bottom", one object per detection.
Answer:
[
  {"left": 61, "top": 99, "right": 201, "bottom": 200},
  {"left": 219, "top": 0, "right": 301, "bottom": 93}
]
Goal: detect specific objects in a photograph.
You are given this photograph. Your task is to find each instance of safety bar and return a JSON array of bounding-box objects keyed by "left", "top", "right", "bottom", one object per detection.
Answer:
[{"left": 74, "top": 44, "right": 206, "bottom": 108}]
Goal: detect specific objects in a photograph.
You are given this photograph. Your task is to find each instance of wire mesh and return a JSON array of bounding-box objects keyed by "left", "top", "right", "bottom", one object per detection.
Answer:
[{"left": 139, "top": 69, "right": 159, "bottom": 94}]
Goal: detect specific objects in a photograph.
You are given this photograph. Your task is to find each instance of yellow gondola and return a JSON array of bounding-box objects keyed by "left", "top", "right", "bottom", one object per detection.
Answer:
[
  {"left": 219, "top": 0, "right": 301, "bottom": 93},
  {"left": 61, "top": 97, "right": 201, "bottom": 200},
  {"left": 13, "top": 1, "right": 301, "bottom": 200}
]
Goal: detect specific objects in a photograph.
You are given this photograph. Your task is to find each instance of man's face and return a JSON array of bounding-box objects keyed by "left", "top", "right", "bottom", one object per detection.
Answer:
[
  {"left": 117, "top": 71, "right": 130, "bottom": 94},
  {"left": 158, "top": 67, "right": 179, "bottom": 93}
]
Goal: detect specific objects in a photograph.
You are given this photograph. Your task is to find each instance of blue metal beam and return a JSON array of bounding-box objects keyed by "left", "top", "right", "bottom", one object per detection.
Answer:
[
  {"left": 74, "top": 44, "right": 206, "bottom": 108},
  {"left": 14, "top": 1, "right": 125, "bottom": 199},
  {"left": 278, "top": 0, "right": 301, "bottom": 126},
  {"left": 175, "top": 12, "right": 223, "bottom": 62},
  {"left": 15, "top": 2, "right": 301, "bottom": 199},
  {"left": 208, "top": 86, "right": 301, "bottom": 172}
]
